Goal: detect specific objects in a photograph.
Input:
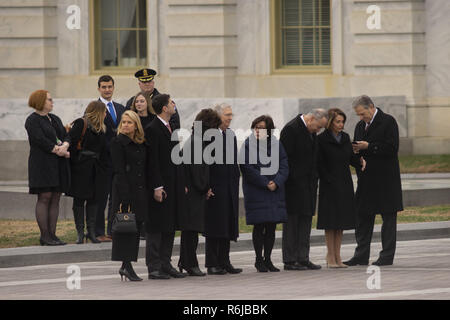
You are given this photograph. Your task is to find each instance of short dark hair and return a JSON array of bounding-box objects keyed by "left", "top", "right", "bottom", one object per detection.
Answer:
[
  {"left": 152, "top": 94, "right": 170, "bottom": 115},
  {"left": 98, "top": 75, "right": 114, "bottom": 87},
  {"left": 193, "top": 108, "right": 222, "bottom": 132},
  {"left": 251, "top": 115, "right": 275, "bottom": 136}
]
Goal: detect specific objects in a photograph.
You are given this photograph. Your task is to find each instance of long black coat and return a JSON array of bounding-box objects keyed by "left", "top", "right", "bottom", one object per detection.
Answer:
[
  {"left": 180, "top": 137, "right": 210, "bottom": 233},
  {"left": 102, "top": 100, "right": 126, "bottom": 166},
  {"left": 204, "top": 129, "right": 240, "bottom": 241},
  {"left": 67, "top": 118, "right": 108, "bottom": 200},
  {"left": 110, "top": 134, "right": 148, "bottom": 222},
  {"left": 354, "top": 108, "right": 403, "bottom": 215},
  {"left": 317, "top": 130, "right": 360, "bottom": 230},
  {"left": 280, "top": 115, "right": 318, "bottom": 216},
  {"left": 25, "top": 112, "right": 71, "bottom": 192},
  {"left": 240, "top": 135, "right": 289, "bottom": 225},
  {"left": 145, "top": 117, "right": 185, "bottom": 233}
]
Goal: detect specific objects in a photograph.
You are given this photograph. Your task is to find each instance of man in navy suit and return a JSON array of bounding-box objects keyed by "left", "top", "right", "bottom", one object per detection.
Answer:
[{"left": 96, "top": 75, "right": 126, "bottom": 241}]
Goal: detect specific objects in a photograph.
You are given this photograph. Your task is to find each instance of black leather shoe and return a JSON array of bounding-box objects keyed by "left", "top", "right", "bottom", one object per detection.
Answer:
[
  {"left": 343, "top": 258, "right": 369, "bottom": 266},
  {"left": 298, "top": 260, "right": 322, "bottom": 270},
  {"left": 255, "top": 258, "right": 269, "bottom": 272},
  {"left": 264, "top": 259, "right": 280, "bottom": 272},
  {"left": 39, "top": 238, "right": 59, "bottom": 246},
  {"left": 372, "top": 259, "right": 393, "bottom": 266},
  {"left": 119, "top": 267, "right": 143, "bottom": 282},
  {"left": 224, "top": 264, "right": 242, "bottom": 274},
  {"left": 148, "top": 270, "right": 170, "bottom": 280},
  {"left": 184, "top": 266, "right": 206, "bottom": 277},
  {"left": 207, "top": 267, "right": 227, "bottom": 275},
  {"left": 50, "top": 235, "right": 67, "bottom": 246},
  {"left": 284, "top": 262, "right": 307, "bottom": 271},
  {"left": 162, "top": 266, "right": 186, "bottom": 278}
]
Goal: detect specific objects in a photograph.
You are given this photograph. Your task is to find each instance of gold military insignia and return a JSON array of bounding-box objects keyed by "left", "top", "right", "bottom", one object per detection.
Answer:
[{"left": 143, "top": 69, "right": 148, "bottom": 76}]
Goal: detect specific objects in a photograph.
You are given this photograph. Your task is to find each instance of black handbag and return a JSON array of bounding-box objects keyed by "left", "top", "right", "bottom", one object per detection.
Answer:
[{"left": 112, "top": 204, "right": 137, "bottom": 234}]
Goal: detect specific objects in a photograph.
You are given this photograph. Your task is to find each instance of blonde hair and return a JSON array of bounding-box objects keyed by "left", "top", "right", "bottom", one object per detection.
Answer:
[
  {"left": 117, "top": 110, "right": 145, "bottom": 144},
  {"left": 131, "top": 91, "right": 155, "bottom": 115},
  {"left": 84, "top": 101, "right": 106, "bottom": 133}
]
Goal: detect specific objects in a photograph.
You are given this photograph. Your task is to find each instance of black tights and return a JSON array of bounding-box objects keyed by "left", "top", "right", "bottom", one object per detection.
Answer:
[
  {"left": 252, "top": 223, "right": 276, "bottom": 261},
  {"left": 36, "top": 192, "right": 61, "bottom": 240}
]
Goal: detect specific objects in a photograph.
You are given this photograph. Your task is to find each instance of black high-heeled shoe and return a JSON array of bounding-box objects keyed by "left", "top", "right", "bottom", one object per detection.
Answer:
[
  {"left": 85, "top": 232, "right": 100, "bottom": 244},
  {"left": 39, "top": 238, "right": 59, "bottom": 246},
  {"left": 255, "top": 258, "right": 269, "bottom": 272},
  {"left": 50, "top": 234, "right": 67, "bottom": 245},
  {"left": 119, "top": 263, "right": 143, "bottom": 282},
  {"left": 264, "top": 259, "right": 280, "bottom": 272}
]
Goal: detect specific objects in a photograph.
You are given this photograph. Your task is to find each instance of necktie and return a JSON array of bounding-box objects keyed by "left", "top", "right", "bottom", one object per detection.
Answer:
[
  {"left": 165, "top": 123, "right": 172, "bottom": 134},
  {"left": 365, "top": 122, "right": 370, "bottom": 132},
  {"left": 107, "top": 102, "right": 117, "bottom": 125}
]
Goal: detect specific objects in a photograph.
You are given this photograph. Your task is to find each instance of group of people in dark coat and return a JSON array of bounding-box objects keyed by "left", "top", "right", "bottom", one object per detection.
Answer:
[{"left": 26, "top": 73, "right": 403, "bottom": 281}]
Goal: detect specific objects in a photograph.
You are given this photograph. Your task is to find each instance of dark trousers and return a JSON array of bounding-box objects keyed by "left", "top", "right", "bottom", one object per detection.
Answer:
[
  {"left": 353, "top": 211, "right": 397, "bottom": 263},
  {"left": 282, "top": 214, "right": 313, "bottom": 264},
  {"left": 205, "top": 237, "right": 230, "bottom": 268},
  {"left": 178, "top": 231, "right": 200, "bottom": 269},
  {"left": 96, "top": 167, "right": 113, "bottom": 237},
  {"left": 146, "top": 231, "right": 175, "bottom": 271}
]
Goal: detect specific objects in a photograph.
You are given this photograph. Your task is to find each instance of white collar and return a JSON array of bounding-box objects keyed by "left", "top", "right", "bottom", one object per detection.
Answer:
[
  {"left": 157, "top": 115, "right": 169, "bottom": 127},
  {"left": 368, "top": 108, "right": 378, "bottom": 126},
  {"left": 300, "top": 114, "right": 307, "bottom": 127},
  {"left": 99, "top": 96, "right": 113, "bottom": 105}
]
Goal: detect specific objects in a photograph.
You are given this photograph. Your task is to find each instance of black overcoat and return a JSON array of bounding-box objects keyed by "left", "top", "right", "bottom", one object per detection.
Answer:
[
  {"left": 25, "top": 112, "right": 71, "bottom": 192},
  {"left": 145, "top": 117, "right": 184, "bottom": 233},
  {"left": 317, "top": 129, "right": 360, "bottom": 230},
  {"left": 179, "top": 136, "right": 210, "bottom": 233},
  {"left": 204, "top": 129, "right": 240, "bottom": 241},
  {"left": 353, "top": 108, "right": 403, "bottom": 215},
  {"left": 102, "top": 100, "right": 126, "bottom": 166},
  {"left": 67, "top": 118, "right": 108, "bottom": 200},
  {"left": 280, "top": 115, "right": 318, "bottom": 216},
  {"left": 110, "top": 134, "right": 148, "bottom": 222}
]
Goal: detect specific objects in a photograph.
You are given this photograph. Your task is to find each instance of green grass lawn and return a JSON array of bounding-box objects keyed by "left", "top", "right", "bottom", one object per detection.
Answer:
[
  {"left": 1, "top": 204, "right": 449, "bottom": 248},
  {"left": 399, "top": 154, "right": 450, "bottom": 173}
]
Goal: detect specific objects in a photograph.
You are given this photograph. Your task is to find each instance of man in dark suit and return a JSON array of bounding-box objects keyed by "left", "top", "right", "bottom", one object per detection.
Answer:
[
  {"left": 145, "top": 93, "right": 186, "bottom": 279},
  {"left": 126, "top": 68, "right": 180, "bottom": 130},
  {"left": 280, "top": 109, "right": 328, "bottom": 271},
  {"left": 204, "top": 103, "right": 242, "bottom": 275},
  {"left": 96, "top": 75, "right": 126, "bottom": 242},
  {"left": 344, "top": 95, "right": 403, "bottom": 266}
]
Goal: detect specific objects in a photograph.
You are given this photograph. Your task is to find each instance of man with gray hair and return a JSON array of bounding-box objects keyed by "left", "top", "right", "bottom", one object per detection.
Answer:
[
  {"left": 280, "top": 109, "right": 328, "bottom": 270},
  {"left": 344, "top": 95, "right": 403, "bottom": 266}
]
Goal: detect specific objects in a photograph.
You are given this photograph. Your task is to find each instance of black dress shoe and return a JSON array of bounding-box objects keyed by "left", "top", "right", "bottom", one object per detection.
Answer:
[
  {"left": 343, "top": 258, "right": 369, "bottom": 266},
  {"left": 119, "top": 267, "right": 143, "bottom": 282},
  {"left": 148, "top": 270, "right": 171, "bottom": 280},
  {"left": 284, "top": 262, "right": 307, "bottom": 271},
  {"left": 162, "top": 265, "right": 187, "bottom": 278},
  {"left": 224, "top": 264, "right": 242, "bottom": 274},
  {"left": 298, "top": 260, "right": 322, "bottom": 270},
  {"left": 39, "top": 238, "right": 59, "bottom": 246},
  {"left": 372, "top": 259, "right": 393, "bottom": 266},
  {"left": 264, "top": 259, "right": 280, "bottom": 272},
  {"left": 255, "top": 258, "right": 269, "bottom": 272},
  {"left": 207, "top": 267, "right": 227, "bottom": 275},
  {"left": 185, "top": 266, "right": 206, "bottom": 277}
]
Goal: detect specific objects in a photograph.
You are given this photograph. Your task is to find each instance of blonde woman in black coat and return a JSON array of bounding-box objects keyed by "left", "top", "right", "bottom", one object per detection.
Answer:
[
  {"left": 25, "top": 90, "right": 70, "bottom": 246},
  {"left": 110, "top": 111, "right": 148, "bottom": 281},
  {"left": 317, "top": 108, "right": 366, "bottom": 268},
  {"left": 67, "top": 101, "right": 108, "bottom": 244}
]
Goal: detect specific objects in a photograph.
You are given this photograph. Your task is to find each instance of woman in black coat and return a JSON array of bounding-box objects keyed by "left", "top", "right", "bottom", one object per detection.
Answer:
[
  {"left": 67, "top": 101, "right": 108, "bottom": 244},
  {"left": 110, "top": 111, "right": 148, "bottom": 282},
  {"left": 178, "top": 108, "right": 222, "bottom": 276},
  {"left": 25, "top": 90, "right": 70, "bottom": 246},
  {"left": 240, "top": 115, "right": 289, "bottom": 272},
  {"left": 317, "top": 108, "right": 365, "bottom": 268}
]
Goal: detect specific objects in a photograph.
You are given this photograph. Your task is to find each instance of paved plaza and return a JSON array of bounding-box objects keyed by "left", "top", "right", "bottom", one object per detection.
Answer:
[{"left": 1, "top": 238, "right": 449, "bottom": 300}]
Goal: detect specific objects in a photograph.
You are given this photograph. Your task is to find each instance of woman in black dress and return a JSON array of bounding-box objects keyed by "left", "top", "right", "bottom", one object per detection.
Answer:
[
  {"left": 67, "top": 101, "right": 108, "bottom": 244},
  {"left": 110, "top": 110, "right": 148, "bottom": 281},
  {"left": 317, "top": 108, "right": 366, "bottom": 268},
  {"left": 130, "top": 91, "right": 156, "bottom": 129},
  {"left": 178, "top": 108, "right": 222, "bottom": 276},
  {"left": 25, "top": 90, "right": 70, "bottom": 246}
]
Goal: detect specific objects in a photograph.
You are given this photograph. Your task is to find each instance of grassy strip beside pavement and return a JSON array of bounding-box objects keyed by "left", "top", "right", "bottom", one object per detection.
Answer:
[
  {"left": 1, "top": 204, "right": 449, "bottom": 249},
  {"left": 399, "top": 154, "right": 450, "bottom": 173}
]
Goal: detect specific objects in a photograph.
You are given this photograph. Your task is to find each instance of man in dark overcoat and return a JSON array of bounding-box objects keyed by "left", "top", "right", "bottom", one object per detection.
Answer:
[
  {"left": 344, "top": 95, "right": 403, "bottom": 266},
  {"left": 145, "top": 93, "right": 186, "bottom": 279},
  {"left": 280, "top": 109, "right": 328, "bottom": 271},
  {"left": 204, "top": 103, "right": 242, "bottom": 275},
  {"left": 96, "top": 75, "right": 126, "bottom": 241}
]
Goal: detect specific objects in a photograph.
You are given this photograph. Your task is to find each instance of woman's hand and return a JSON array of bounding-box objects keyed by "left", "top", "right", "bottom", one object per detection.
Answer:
[
  {"left": 267, "top": 181, "right": 277, "bottom": 192},
  {"left": 154, "top": 189, "right": 166, "bottom": 202},
  {"left": 206, "top": 188, "right": 215, "bottom": 200}
]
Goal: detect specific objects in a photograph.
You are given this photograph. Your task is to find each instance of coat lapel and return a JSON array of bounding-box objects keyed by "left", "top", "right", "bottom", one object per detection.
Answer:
[
  {"left": 296, "top": 115, "right": 313, "bottom": 148},
  {"left": 365, "top": 108, "right": 383, "bottom": 138}
]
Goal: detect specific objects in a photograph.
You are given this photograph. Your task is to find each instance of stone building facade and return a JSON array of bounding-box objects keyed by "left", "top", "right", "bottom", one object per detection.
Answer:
[{"left": 0, "top": 0, "right": 449, "bottom": 180}]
